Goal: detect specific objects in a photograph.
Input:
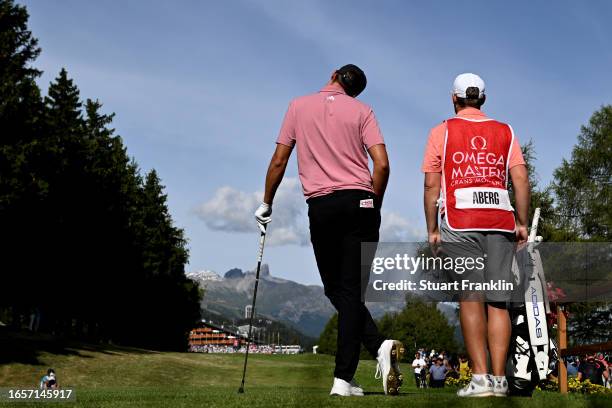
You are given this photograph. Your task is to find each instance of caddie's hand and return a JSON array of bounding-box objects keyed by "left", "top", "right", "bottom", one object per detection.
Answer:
[
  {"left": 254, "top": 202, "right": 272, "bottom": 233},
  {"left": 428, "top": 229, "right": 441, "bottom": 245},
  {"left": 516, "top": 224, "right": 528, "bottom": 245},
  {"left": 428, "top": 229, "right": 441, "bottom": 255}
]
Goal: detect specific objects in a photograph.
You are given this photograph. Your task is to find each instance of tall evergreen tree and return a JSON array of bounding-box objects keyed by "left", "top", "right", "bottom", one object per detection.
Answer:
[
  {"left": 550, "top": 106, "right": 612, "bottom": 346},
  {"left": 0, "top": 0, "right": 44, "bottom": 324},
  {"left": 508, "top": 140, "right": 562, "bottom": 241},
  {"left": 0, "top": 1, "right": 202, "bottom": 348},
  {"left": 553, "top": 105, "right": 612, "bottom": 240}
]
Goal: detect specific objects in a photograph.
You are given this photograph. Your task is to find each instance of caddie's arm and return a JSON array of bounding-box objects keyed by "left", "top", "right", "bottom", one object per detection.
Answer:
[
  {"left": 509, "top": 164, "right": 530, "bottom": 243},
  {"left": 424, "top": 172, "right": 441, "bottom": 245},
  {"left": 368, "top": 144, "right": 390, "bottom": 204}
]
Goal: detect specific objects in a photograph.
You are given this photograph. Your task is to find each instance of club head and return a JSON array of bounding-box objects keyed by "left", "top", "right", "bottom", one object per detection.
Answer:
[{"left": 237, "top": 387, "right": 245, "bottom": 394}]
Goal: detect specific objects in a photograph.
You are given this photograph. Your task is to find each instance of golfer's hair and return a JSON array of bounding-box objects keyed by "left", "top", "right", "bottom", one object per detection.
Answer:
[{"left": 456, "top": 86, "right": 485, "bottom": 108}]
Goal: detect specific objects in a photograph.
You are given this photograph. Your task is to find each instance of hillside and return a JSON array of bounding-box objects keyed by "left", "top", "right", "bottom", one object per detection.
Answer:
[
  {"left": 188, "top": 265, "right": 404, "bottom": 338},
  {"left": 0, "top": 330, "right": 606, "bottom": 408}
]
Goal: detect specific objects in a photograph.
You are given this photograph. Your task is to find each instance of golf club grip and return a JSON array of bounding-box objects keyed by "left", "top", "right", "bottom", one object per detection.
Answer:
[
  {"left": 528, "top": 208, "right": 541, "bottom": 243},
  {"left": 257, "top": 231, "right": 266, "bottom": 262}
]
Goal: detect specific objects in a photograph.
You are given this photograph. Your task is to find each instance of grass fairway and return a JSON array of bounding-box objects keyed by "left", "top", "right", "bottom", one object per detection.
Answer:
[{"left": 0, "top": 336, "right": 610, "bottom": 407}]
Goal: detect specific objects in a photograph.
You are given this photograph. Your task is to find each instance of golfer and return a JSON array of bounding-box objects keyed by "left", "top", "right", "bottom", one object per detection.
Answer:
[
  {"left": 254, "top": 65, "right": 404, "bottom": 396},
  {"left": 422, "top": 73, "right": 530, "bottom": 397}
]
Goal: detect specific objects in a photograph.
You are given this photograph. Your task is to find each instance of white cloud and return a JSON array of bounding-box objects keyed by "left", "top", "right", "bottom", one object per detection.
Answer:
[
  {"left": 196, "top": 179, "right": 423, "bottom": 246},
  {"left": 380, "top": 211, "right": 424, "bottom": 242},
  {"left": 195, "top": 178, "right": 309, "bottom": 246}
]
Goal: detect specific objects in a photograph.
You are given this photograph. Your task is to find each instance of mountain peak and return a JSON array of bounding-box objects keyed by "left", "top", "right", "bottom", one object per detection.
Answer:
[{"left": 224, "top": 268, "right": 245, "bottom": 279}]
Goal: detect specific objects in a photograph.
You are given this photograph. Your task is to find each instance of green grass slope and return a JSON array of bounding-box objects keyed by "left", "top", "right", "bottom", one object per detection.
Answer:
[{"left": 0, "top": 333, "right": 609, "bottom": 407}]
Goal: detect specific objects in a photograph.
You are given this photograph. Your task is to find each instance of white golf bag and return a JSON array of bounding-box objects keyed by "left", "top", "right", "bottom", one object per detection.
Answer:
[{"left": 506, "top": 208, "right": 559, "bottom": 396}]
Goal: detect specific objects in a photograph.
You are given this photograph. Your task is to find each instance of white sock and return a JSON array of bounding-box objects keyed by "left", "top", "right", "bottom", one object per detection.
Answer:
[{"left": 472, "top": 373, "right": 487, "bottom": 381}]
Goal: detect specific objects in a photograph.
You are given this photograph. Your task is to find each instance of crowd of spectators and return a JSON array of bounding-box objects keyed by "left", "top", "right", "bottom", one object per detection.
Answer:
[
  {"left": 567, "top": 352, "right": 610, "bottom": 387},
  {"left": 411, "top": 349, "right": 461, "bottom": 388},
  {"left": 189, "top": 344, "right": 276, "bottom": 354},
  {"left": 409, "top": 348, "right": 611, "bottom": 389}
]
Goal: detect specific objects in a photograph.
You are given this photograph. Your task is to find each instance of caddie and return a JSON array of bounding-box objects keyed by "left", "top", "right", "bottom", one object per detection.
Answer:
[{"left": 422, "top": 73, "right": 530, "bottom": 397}]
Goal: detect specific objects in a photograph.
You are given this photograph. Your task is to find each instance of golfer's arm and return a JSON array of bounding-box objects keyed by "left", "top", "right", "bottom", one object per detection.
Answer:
[
  {"left": 263, "top": 144, "right": 293, "bottom": 205},
  {"left": 510, "top": 165, "right": 530, "bottom": 226},
  {"left": 368, "top": 144, "right": 390, "bottom": 203},
  {"left": 424, "top": 172, "right": 441, "bottom": 233}
]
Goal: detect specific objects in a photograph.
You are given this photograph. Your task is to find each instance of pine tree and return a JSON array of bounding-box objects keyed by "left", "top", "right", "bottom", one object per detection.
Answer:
[
  {"left": 0, "top": 0, "right": 201, "bottom": 348},
  {"left": 317, "top": 313, "right": 338, "bottom": 355},
  {"left": 553, "top": 105, "right": 612, "bottom": 240},
  {"left": 378, "top": 298, "right": 458, "bottom": 360},
  {"left": 0, "top": 0, "right": 44, "bottom": 324},
  {"left": 551, "top": 106, "right": 612, "bottom": 346}
]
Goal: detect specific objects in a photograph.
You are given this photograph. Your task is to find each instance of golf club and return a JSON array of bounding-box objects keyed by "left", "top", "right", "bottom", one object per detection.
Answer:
[{"left": 237, "top": 228, "right": 267, "bottom": 393}]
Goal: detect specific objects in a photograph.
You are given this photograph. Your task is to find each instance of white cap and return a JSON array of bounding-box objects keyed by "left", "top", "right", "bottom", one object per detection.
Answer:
[{"left": 452, "top": 73, "right": 485, "bottom": 98}]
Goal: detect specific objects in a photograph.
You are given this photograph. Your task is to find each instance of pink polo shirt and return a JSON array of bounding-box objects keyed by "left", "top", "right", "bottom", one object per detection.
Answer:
[{"left": 277, "top": 83, "right": 385, "bottom": 198}]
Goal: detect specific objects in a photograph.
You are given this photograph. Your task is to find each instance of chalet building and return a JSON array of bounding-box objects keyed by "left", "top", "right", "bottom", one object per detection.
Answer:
[{"left": 188, "top": 321, "right": 261, "bottom": 347}]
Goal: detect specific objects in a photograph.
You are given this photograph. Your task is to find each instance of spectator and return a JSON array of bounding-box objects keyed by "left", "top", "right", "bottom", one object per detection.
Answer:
[
  {"left": 595, "top": 353, "right": 610, "bottom": 388},
  {"left": 566, "top": 357, "right": 579, "bottom": 377},
  {"left": 445, "top": 355, "right": 459, "bottom": 380},
  {"left": 459, "top": 355, "right": 470, "bottom": 378},
  {"left": 412, "top": 352, "right": 427, "bottom": 388},
  {"left": 577, "top": 354, "right": 609, "bottom": 385},
  {"left": 39, "top": 369, "right": 58, "bottom": 390},
  {"left": 429, "top": 357, "right": 448, "bottom": 388}
]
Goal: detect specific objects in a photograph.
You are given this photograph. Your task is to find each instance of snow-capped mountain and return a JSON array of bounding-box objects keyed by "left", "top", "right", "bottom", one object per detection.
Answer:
[{"left": 185, "top": 269, "right": 222, "bottom": 282}]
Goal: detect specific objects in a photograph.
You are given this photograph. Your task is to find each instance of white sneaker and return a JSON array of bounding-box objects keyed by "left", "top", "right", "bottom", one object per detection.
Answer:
[
  {"left": 330, "top": 377, "right": 362, "bottom": 396},
  {"left": 492, "top": 376, "right": 508, "bottom": 397},
  {"left": 375, "top": 340, "right": 405, "bottom": 395},
  {"left": 457, "top": 374, "right": 494, "bottom": 397},
  {"left": 349, "top": 379, "right": 364, "bottom": 396}
]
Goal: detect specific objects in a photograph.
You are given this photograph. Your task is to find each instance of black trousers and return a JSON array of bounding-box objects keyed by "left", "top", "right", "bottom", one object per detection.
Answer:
[
  {"left": 430, "top": 378, "right": 445, "bottom": 388},
  {"left": 308, "top": 189, "right": 385, "bottom": 382},
  {"left": 414, "top": 373, "right": 422, "bottom": 387}
]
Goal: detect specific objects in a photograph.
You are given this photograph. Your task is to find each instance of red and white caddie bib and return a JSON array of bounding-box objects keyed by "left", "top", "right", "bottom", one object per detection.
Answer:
[{"left": 442, "top": 117, "right": 516, "bottom": 232}]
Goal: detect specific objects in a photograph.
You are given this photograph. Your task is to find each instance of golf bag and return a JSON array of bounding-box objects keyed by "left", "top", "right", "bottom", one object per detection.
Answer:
[{"left": 506, "top": 208, "right": 558, "bottom": 396}]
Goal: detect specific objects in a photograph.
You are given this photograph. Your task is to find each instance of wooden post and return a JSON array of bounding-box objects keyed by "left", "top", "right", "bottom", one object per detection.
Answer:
[{"left": 557, "top": 305, "right": 567, "bottom": 394}]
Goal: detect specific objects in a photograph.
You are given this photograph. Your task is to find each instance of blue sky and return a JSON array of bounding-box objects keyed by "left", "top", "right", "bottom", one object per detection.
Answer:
[{"left": 23, "top": 0, "right": 612, "bottom": 284}]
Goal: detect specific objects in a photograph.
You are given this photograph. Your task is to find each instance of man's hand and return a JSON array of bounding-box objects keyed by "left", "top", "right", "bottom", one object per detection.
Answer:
[
  {"left": 428, "top": 229, "right": 441, "bottom": 246},
  {"left": 516, "top": 223, "right": 528, "bottom": 244},
  {"left": 254, "top": 203, "right": 272, "bottom": 233}
]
